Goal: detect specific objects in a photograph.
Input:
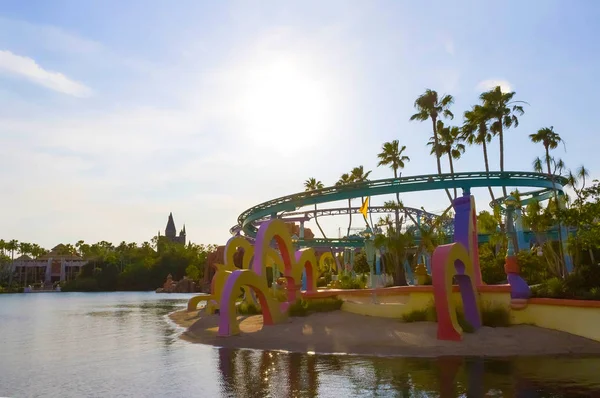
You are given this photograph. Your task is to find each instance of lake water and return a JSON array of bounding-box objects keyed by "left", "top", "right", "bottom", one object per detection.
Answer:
[{"left": 1, "top": 292, "right": 600, "bottom": 397}]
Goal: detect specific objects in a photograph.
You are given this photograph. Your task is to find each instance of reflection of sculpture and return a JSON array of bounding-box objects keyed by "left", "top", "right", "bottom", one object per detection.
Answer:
[{"left": 432, "top": 195, "right": 482, "bottom": 341}]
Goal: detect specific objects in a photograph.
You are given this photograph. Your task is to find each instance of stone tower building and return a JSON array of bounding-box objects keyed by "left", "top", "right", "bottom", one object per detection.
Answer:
[{"left": 163, "top": 212, "right": 186, "bottom": 245}]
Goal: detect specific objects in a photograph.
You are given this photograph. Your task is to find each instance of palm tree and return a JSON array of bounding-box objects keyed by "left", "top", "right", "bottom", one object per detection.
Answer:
[
  {"left": 377, "top": 140, "right": 410, "bottom": 233},
  {"left": 336, "top": 173, "right": 354, "bottom": 237},
  {"left": 350, "top": 166, "right": 373, "bottom": 225},
  {"left": 529, "top": 126, "right": 567, "bottom": 275},
  {"left": 6, "top": 239, "right": 18, "bottom": 286},
  {"left": 462, "top": 105, "right": 496, "bottom": 202},
  {"left": 428, "top": 122, "right": 464, "bottom": 199},
  {"left": 480, "top": 86, "right": 527, "bottom": 197},
  {"left": 304, "top": 178, "right": 327, "bottom": 238},
  {"left": 409, "top": 89, "right": 454, "bottom": 202}
]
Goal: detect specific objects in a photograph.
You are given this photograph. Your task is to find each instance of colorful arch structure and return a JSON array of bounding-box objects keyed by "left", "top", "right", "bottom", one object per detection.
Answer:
[
  {"left": 432, "top": 194, "right": 483, "bottom": 341},
  {"left": 218, "top": 219, "right": 319, "bottom": 337},
  {"left": 187, "top": 235, "right": 284, "bottom": 312}
]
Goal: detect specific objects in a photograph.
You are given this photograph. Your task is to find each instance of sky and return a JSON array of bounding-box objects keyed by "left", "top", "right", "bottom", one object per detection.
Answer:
[{"left": 1, "top": 0, "right": 600, "bottom": 249}]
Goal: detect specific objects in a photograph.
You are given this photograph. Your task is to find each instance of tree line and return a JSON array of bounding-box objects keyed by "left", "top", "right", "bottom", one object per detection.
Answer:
[{"left": 0, "top": 237, "right": 217, "bottom": 292}]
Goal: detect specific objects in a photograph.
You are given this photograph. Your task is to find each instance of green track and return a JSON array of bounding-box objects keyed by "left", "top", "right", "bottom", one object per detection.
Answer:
[{"left": 233, "top": 171, "right": 567, "bottom": 247}]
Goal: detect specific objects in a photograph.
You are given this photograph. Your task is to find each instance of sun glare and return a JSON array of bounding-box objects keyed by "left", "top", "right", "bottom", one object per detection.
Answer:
[{"left": 236, "top": 57, "right": 332, "bottom": 153}]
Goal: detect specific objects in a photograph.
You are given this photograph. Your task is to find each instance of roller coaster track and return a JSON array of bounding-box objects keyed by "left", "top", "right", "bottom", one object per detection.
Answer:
[
  {"left": 231, "top": 171, "right": 567, "bottom": 248},
  {"left": 229, "top": 205, "right": 447, "bottom": 236},
  {"left": 490, "top": 187, "right": 564, "bottom": 211}
]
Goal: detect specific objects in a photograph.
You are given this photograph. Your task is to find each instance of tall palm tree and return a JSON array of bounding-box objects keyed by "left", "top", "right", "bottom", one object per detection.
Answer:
[
  {"left": 350, "top": 166, "right": 373, "bottom": 225},
  {"left": 6, "top": 239, "right": 18, "bottom": 286},
  {"left": 377, "top": 140, "right": 410, "bottom": 233},
  {"left": 428, "top": 122, "right": 464, "bottom": 199},
  {"left": 336, "top": 173, "right": 354, "bottom": 237},
  {"left": 409, "top": 89, "right": 454, "bottom": 202},
  {"left": 304, "top": 178, "right": 327, "bottom": 238},
  {"left": 529, "top": 126, "right": 567, "bottom": 275},
  {"left": 462, "top": 105, "right": 496, "bottom": 202},
  {"left": 480, "top": 86, "right": 527, "bottom": 197}
]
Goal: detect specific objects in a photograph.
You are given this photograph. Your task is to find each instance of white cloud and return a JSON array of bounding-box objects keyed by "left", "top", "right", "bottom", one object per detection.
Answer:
[
  {"left": 0, "top": 50, "right": 92, "bottom": 97},
  {"left": 476, "top": 79, "right": 513, "bottom": 93}
]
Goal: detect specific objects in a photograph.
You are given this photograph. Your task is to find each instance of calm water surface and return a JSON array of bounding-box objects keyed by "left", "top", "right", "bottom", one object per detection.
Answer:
[{"left": 1, "top": 292, "right": 600, "bottom": 397}]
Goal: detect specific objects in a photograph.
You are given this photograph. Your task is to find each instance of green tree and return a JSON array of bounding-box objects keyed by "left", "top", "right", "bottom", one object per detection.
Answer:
[
  {"left": 377, "top": 140, "right": 410, "bottom": 233},
  {"left": 6, "top": 239, "right": 18, "bottom": 286},
  {"left": 409, "top": 88, "right": 454, "bottom": 202},
  {"left": 428, "top": 121, "right": 464, "bottom": 199},
  {"left": 480, "top": 85, "right": 526, "bottom": 197},
  {"left": 336, "top": 173, "right": 354, "bottom": 237},
  {"left": 304, "top": 178, "right": 327, "bottom": 238},
  {"left": 462, "top": 104, "right": 496, "bottom": 202},
  {"left": 529, "top": 126, "right": 567, "bottom": 274}
]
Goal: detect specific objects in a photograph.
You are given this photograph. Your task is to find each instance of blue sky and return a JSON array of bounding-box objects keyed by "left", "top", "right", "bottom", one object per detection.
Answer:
[{"left": 1, "top": 1, "right": 600, "bottom": 249}]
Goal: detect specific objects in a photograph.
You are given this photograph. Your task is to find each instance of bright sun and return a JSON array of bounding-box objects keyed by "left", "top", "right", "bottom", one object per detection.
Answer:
[{"left": 235, "top": 57, "right": 332, "bottom": 153}]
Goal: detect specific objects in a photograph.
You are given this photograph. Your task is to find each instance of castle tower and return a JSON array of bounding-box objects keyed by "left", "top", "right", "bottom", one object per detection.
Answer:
[
  {"left": 179, "top": 224, "right": 187, "bottom": 245},
  {"left": 165, "top": 212, "right": 177, "bottom": 239}
]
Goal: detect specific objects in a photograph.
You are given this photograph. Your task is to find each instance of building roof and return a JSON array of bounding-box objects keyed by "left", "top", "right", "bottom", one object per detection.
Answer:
[
  {"left": 15, "top": 254, "right": 33, "bottom": 261},
  {"left": 37, "top": 244, "right": 83, "bottom": 261},
  {"left": 165, "top": 212, "right": 177, "bottom": 237}
]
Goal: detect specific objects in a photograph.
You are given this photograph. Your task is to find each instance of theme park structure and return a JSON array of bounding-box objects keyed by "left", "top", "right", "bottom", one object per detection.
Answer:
[{"left": 188, "top": 171, "right": 600, "bottom": 342}]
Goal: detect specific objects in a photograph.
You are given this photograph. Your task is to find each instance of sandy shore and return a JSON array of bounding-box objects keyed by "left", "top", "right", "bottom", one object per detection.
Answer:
[{"left": 169, "top": 309, "right": 600, "bottom": 357}]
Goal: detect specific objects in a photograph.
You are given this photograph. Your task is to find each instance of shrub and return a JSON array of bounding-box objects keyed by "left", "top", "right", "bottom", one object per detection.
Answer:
[
  {"left": 401, "top": 301, "right": 511, "bottom": 330},
  {"left": 338, "top": 274, "right": 365, "bottom": 289},
  {"left": 306, "top": 297, "right": 343, "bottom": 312},
  {"left": 237, "top": 301, "right": 261, "bottom": 315},
  {"left": 288, "top": 297, "right": 343, "bottom": 317},
  {"left": 517, "top": 251, "right": 551, "bottom": 285},
  {"left": 401, "top": 308, "right": 429, "bottom": 322},
  {"left": 288, "top": 300, "right": 309, "bottom": 317},
  {"left": 61, "top": 277, "right": 99, "bottom": 292},
  {"left": 479, "top": 244, "right": 507, "bottom": 284},
  {"left": 531, "top": 267, "right": 600, "bottom": 301},
  {"left": 480, "top": 303, "right": 511, "bottom": 328}
]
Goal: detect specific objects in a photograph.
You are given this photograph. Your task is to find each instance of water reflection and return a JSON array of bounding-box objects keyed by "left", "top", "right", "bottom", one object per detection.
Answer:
[
  {"left": 215, "top": 348, "right": 600, "bottom": 397},
  {"left": 2, "top": 292, "right": 600, "bottom": 398}
]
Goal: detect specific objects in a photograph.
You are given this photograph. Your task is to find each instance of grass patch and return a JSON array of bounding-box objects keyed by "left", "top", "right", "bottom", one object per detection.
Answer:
[{"left": 401, "top": 301, "right": 511, "bottom": 332}]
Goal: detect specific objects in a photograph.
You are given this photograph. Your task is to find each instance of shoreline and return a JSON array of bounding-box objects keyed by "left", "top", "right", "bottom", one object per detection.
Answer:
[{"left": 169, "top": 309, "right": 600, "bottom": 358}]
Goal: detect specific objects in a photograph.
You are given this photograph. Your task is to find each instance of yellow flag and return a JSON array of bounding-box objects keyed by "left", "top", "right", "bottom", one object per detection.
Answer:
[{"left": 359, "top": 197, "right": 369, "bottom": 219}]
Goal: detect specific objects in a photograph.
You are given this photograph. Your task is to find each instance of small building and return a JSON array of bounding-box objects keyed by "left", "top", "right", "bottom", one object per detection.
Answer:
[{"left": 11, "top": 244, "right": 87, "bottom": 285}]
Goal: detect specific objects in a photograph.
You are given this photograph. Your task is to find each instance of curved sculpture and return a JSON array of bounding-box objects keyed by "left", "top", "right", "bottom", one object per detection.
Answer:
[
  {"left": 432, "top": 242, "right": 482, "bottom": 341},
  {"left": 218, "top": 269, "right": 287, "bottom": 336},
  {"left": 218, "top": 219, "right": 319, "bottom": 336},
  {"left": 188, "top": 235, "right": 285, "bottom": 311},
  {"left": 452, "top": 195, "right": 483, "bottom": 286},
  {"left": 319, "top": 252, "right": 337, "bottom": 273}
]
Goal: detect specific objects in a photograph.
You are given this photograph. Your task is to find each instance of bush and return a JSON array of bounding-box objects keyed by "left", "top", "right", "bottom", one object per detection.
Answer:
[
  {"left": 401, "top": 308, "right": 429, "bottom": 322},
  {"left": 531, "top": 267, "right": 600, "bottom": 301},
  {"left": 237, "top": 301, "right": 261, "bottom": 315},
  {"left": 401, "top": 301, "right": 511, "bottom": 331},
  {"left": 288, "top": 297, "right": 343, "bottom": 317},
  {"left": 288, "top": 300, "right": 309, "bottom": 317},
  {"left": 306, "top": 297, "right": 343, "bottom": 312},
  {"left": 480, "top": 303, "right": 511, "bottom": 328},
  {"left": 517, "top": 251, "right": 551, "bottom": 285},
  {"left": 338, "top": 274, "right": 365, "bottom": 289},
  {"left": 61, "top": 277, "right": 99, "bottom": 292},
  {"left": 479, "top": 244, "right": 507, "bottom": 284}
]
